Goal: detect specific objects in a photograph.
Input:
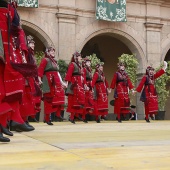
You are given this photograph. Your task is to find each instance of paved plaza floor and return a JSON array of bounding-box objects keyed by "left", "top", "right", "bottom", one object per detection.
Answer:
[{"left": 0, "top": 120, "right": 170, "bottom": 170}]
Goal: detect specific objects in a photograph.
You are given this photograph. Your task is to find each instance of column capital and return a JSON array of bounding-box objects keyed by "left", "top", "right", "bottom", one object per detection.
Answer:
[
  {"left": 144, "top": 22, "right": 163, "bottom": 31},
  {"left": 146, "top": 0, "right": 165, "bottom": 5},
  {"left": 56, "top": 13, "right": 78, "bottom": 23}
]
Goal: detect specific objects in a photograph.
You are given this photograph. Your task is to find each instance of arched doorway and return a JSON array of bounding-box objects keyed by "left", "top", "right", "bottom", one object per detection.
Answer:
[{"left": 81, "top": 34, "right": 135, "bottom": 119}]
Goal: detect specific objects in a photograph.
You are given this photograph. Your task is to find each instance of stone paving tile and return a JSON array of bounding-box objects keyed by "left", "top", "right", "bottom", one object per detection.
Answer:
[{"left": 0, "top": 121, "right": 170, "bottom": 170}]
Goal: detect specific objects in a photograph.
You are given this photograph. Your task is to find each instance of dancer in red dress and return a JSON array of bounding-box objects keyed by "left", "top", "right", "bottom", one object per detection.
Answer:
[
  {"left": 38, "top": 47, "right": 66, "bottom": 125},
  {"left": 82, "top": 57, "right": 94, "bottom": 123},
  {"left": 92, "top": 63, "right": 110, "bottom": 123},
  {"left": 65, "top": 52, "right": 85, "bottom": 124},
  {"left": 136, "top": 61, "right": 167, "bottom": 122},
  {"left": 0, "top": 0, "right": 35, "bottom": 142},
  {"left": 27, "top": 37, "right": 41, "bottom": 123},
  {"left": 0, "top": 62, "right": 13, "bottom": 142},
  {"left": 19, "top": 35, "right": 40, "bottom": 129},
  {"left": 110, "top": 62, "right": 134, "bottom": 123}
]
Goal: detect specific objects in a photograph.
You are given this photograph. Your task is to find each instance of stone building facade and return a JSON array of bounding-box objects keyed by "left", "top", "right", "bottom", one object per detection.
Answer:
[{"left": 18, "top": 0, "right": 170, "bottom": 120}]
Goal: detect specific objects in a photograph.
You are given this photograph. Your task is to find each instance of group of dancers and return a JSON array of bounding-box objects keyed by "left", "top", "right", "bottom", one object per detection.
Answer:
[
  {"left": 0, "top": 0, "right": 168, "bottom": 143},
  {"left": 0, "top": 0, "right": 42, "bottom": 142}
]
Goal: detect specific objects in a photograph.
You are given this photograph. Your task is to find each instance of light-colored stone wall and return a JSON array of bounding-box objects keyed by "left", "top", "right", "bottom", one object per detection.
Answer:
[{"left": 18, "top": 0, "right": 170, "bottom": 119}]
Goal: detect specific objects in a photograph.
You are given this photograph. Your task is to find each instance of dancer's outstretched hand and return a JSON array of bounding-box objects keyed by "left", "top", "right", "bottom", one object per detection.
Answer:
[
  {"left": 107, "top": 88, "right": 111, "bottom": 94},
  {"left": 131, "top": 89, "right": 136, "bottom": 96},
  {"left": 84, "top": 84, "right": 89, "bottom": 91},
  {"left": 163, "top": 61, "right": 168, "bottom": 71},
  {"left": 38, "top": 76, "right": 42, "bottom": 85}
]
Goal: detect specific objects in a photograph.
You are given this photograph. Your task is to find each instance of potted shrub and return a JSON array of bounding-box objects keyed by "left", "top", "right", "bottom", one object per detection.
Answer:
[{"left": 155, "top": 61, "right": 170, "bottom": 120}]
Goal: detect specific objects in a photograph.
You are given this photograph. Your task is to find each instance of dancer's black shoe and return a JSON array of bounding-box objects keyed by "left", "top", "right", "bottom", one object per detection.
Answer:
[
  {"left": 96, "top": 119, "right": 101, "bottom": 123},
  {"left": 145, "top": 117, "right": 150, "bottom": 123},
  {"left": 46, "top": 121, "right": 53, "bottom": 125},
  {"left": 0, "top": 132, "right": 10, "bottom": 142},
  {"left": 83, "top": 119, "right": 88, "bottom": 123},
  {"left": 118, "top": 119, "right": 122, "bottom": 123},
  {"left": 10, "top": 121, "right": 35, "bottom": 132},
  {"left": 0, "top": 125, "right": 13, "bottom": 136},
  {"left": 69, "top": 118, "right": 75, "bottom": 124}
]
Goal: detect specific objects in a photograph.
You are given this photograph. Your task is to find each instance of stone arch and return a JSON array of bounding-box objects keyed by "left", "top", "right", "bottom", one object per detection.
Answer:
[
  {"left": 21, "top": 20, "right": 55, "bottom": 48},
  {"left": 76, "top": 21, "right": 146, "bottom": 73}
]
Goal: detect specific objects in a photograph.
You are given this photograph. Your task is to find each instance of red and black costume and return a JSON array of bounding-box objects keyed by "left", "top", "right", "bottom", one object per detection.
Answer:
[
  {"left": 65, "top": 52, "right": 85, "bottom": 124},
  {"left": 82, "top": 58, "right": 94, "bottom": 122},
  {"left": 92, "top": 64, "right": 109, "bottom": 122},
  {"left": 0, "top": 0, "right": 34, "bottom": 142},
  {"left": 110, "top": 63, "right": 134, "bottom": 122},
  {"left": 136, "top": 67, "right": 165, "bottom": 122},
  {"left": 38, "top": 47, "right": 65, "bottom": 125},
  {"left": 0, "top": 1, "right": 13, "bottom": 141},
  {"left": 19, "top": 36, "right": 40, "bottom": 125}
]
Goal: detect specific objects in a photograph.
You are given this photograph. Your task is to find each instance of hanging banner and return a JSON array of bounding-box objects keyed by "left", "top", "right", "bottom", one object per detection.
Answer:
[
  {"left": 17, "top": 0, "right": 39, "bottom": 8},
  {"left": 96, "top": 0, "right": 126, "bottom": 22}
]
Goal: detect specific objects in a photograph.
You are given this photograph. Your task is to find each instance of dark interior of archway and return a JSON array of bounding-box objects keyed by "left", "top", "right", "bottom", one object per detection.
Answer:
[
  {"left": 165, "top": 49, "right": 170, "bottom": 61},
  {"left": 164, "top": 49, "right": 170, "bottom": 119},
  {"left": 165, "top": 49, "right": 170, "bottom": 86},
  {"left": 81, "top": 35, "right": 132, "bottom": 115},
  {"left": 23, "top": 28, "right": 46, "bottom": 52},
  {"left": 81, "top": 35, "right": 132, "bottom": 62},
  {"left": 81, "top": 34, "right": 132, "bottom": 82}
]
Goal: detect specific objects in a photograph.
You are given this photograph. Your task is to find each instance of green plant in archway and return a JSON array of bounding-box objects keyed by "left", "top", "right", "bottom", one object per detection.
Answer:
[
  {"left": 34, "top": 51, "right": 45, "bottom": 66},
  {"left": 155, "top": 61, "right": 170, "bottom": 111},
  {"left": 88, "top": 53, "right": 104, "bottom": 73},
  {"left": 58, "top": 59, "right": 68, "bottom": 80},
  {"left": 118, "top": 54, "right": 139, "bottom": 86}
]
